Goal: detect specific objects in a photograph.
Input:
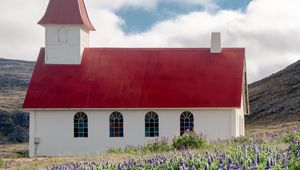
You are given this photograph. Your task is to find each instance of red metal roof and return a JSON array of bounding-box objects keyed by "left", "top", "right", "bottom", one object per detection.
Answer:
[
  {"left": 38, "top": 0, "right": 95, "bottom": 31},
  {"left": 23, "top": 48, "right": 245, "bottom": 109}
]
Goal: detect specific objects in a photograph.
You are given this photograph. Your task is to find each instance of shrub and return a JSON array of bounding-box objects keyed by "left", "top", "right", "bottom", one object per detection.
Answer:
[
  {"left": 282, "top": 132, "right": 300, "bottom": 143},
  {"left": 142, "top": 138, "right": 171, "bottom": 153},
  {"left": 172, "top": 132, "right": 207, "bottom": 150},
  {"left": 288, "top": 142, "right": 300, "bottom": 169},
  {"left": 0, "top": 158, "right": 4, "bottom": 168},
  {"left": 12, "top": 150, "right": 29, "bottom": 158},
  {"left": 232, "top": 136, "right": 253, "bottom": 144},
  {"left": 108, "top": 138, "right": 171, "bottom": 154},
  {"left": 123, "top": 145, "right": 142, "bottom": 154},
  {"left": 107, "top": 147, "right": 123, "bottom": 154}
]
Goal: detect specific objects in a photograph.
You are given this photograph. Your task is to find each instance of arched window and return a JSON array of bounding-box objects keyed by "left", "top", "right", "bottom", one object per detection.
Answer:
[
  {"left": 145, "top": 111, "right": 159, "bottom": 137},
  {"left": 74, "top": 112, "right": 88, "bottom": 138},
  {"left": 109, "top": 112, "right": 124, "bottom": 137},
  {"left": 180, "top": 111, "right": 194, "bottom": 135},
  {"left": 58, "top": 27, "right": 68, "bottom": 43}
]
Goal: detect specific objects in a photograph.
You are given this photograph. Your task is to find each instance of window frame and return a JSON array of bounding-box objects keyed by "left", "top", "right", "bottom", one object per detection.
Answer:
[
  {"left": 109, "top": 111, "right": 124, "bottom": 137},
  {"left": 180, "top": 111, "right": 194, "bottom": 135},
  {"left": 145, "top": 111, "right": 159, "bottom": 137},
  {"left": 74, "top": 112, "right": 88, "bottom": 138},
  {"left": 57, "top": 27, "right": 68, "bottom": 43}
]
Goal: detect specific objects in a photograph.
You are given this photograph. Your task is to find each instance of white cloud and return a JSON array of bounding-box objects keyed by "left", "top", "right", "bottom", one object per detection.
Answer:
[
  {"left": 86, "top": 0, "right": 216, "bottom": 11},
  {"left": 0, "top": 0, "right": 299, "bottom": 82}
]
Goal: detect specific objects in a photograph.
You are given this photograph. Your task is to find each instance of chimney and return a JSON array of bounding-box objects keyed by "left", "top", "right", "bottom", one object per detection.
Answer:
[{"left": 210, "top": 32, "right": 221, "bottom": 53}]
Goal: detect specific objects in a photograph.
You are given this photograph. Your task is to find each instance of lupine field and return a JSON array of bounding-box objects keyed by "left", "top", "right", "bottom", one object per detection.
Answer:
[{"left": 47, "top": 132, "right": 300, "bottom": 170}]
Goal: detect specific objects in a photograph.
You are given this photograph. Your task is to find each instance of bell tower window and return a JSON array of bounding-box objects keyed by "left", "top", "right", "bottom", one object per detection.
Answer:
[{"left": 58, "top": 27, "right": 68, "bottom": 43}]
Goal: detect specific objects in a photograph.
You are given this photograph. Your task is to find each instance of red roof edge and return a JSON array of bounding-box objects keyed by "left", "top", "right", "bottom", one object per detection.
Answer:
[
  {"left": 22, "top": 48, "right": 44, "bottom": 109},
  {"left": 38, "top": 0, "right": 95, "bottom": 31}
]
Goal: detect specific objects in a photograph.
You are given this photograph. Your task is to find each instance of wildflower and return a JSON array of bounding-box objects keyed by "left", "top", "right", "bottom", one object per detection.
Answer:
[
  {"left": 204, "top": 163, "right": 209, "bottom": 170},
  {"left": 256, "top": 154, "right": 260, "bottom": 164},
  {"left": 265, "top": 158, "right": 271, "bottom": 170}
]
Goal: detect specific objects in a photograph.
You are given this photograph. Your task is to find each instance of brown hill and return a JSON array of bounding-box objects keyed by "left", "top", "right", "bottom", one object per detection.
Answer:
[
  {"left": 0, "top": 58, "right": 34, "bottom": 143},
  {"left": 0, "top": 58, "right": 34, "bottom": 113},
  {"left": 246, "top": 60, "right": 300, "bottom": 125}
]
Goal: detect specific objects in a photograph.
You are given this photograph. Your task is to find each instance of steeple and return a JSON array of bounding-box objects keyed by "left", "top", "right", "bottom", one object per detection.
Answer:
[
  {"left": 39, "top": 0, "right": 95, "bottom": 65},
  {"left": 38, "top": 0, "right": 95, "bottom": 31}
]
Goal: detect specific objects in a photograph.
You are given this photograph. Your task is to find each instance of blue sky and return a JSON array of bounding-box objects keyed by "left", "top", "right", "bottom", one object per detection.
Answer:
[{"left": 117, "top": 0, "right": 250, "bottom": 33}]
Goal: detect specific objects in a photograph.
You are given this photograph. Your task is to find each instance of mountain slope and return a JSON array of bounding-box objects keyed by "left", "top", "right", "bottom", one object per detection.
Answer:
[
  {"left": 0, "top": 58, "right": 34, "bottom": 143},
  {"left": 0, "top": 58, "right": 35, "bottom": 112},
  {"left": 247, "top": 60, "right": 300, "bottom": 124}
]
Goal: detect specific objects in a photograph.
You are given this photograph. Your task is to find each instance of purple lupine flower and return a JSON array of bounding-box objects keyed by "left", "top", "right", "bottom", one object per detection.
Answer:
[
  {"left": 180, "top": 158, "right": 183, "bottom": 166},
  {"left": 292, "top": 138, "right": 297, "bottom": 145},
  {"left": 265, "top": 158, "right": 271, "bottom": 170},
  {"left": 197, "top": 160, "right": 201, "bottom": 169},
  {"left": 266, "top": 146, "right": 270, "bottom": 153},
  {"left": 256, "top": 154, "right": 260, "bottom": 164},
  {"left": 297, "top": 147, "right": 300, "bottom": 158},
  {"left": 208, "top": 157, "right": 211, "bottom": 165},
  {"left": 228, "top": 158, "right": 232, "bottom": 165},
  {"left": 234, "top": 163, "right": 241, "bottom": 170},
  {"left": 204, "top": 163, "right": 209, "bottom": 170},
  {"left": 281, "top": 158, "right": 287, "bottom": 169},
  {"left": 118, "top": 163, "right": 122, "bottom": 170}
]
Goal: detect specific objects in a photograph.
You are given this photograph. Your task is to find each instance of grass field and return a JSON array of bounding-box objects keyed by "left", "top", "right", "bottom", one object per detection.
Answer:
[{"left": 0, "top": 120, "right": 300, "bottom": 170}]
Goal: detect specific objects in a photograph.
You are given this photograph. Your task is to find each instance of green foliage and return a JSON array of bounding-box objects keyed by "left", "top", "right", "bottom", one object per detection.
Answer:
[
  {"left": 0, "top": 111, "right": 29, "bottom": 143},
  {"left": 172, "top": 132, "right": 207, "bottom": 150},
  {"left": 108, "top": 138, "right": 171, "bottom": 154},
  {"left": 282, "top": 132, "right": 300, "bottom": 143},
  {"left": 108, "top": 133, "right": 208, "bottom": 154},
  {"left": 107, "top": 147, "right": 123, "bottom": 154},
  {"left": 287, "top": 142, "right": 300, "bottom": 170},
  {"left": 142, "top": 138, "right": 171, "bottom": 153},
  {"left": 11, "top": 150, "right": 29, "bottom": 158},
  {"left": 232, "top": 136, "right": 253, "bottom": 144},
  {"left": 0, "top": 158, "right": 4, "bottom": 168}
]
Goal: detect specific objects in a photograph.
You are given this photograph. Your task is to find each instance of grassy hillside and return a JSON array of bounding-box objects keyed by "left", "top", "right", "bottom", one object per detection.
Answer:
[
  {"left": 246, "top": 60, "right": 300, "bottom": 125},
  {"left": 0, "top": 58, "right": 34, "bottom": 143},
  {"left": 0, "top": 58, "right": 34, "bottom": 113}
]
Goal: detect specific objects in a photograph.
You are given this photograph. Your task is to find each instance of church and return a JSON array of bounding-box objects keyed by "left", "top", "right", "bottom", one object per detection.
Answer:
[{"left": 23, "top": 0, "right": 249, "bottom": 157}]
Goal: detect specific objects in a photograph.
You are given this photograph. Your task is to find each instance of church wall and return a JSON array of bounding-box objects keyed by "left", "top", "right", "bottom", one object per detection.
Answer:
[{"left": 29, "top": 109, "right": 240, "bottom": 157}]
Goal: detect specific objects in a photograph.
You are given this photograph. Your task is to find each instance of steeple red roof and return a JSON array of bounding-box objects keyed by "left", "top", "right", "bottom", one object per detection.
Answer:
[{"left": 38, "top": 0, "right": 95, "bottom": 31}]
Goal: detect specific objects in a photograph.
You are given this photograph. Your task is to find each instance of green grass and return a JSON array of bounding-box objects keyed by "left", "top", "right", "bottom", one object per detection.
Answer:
[
  {"left": 108, "top": 132, "right": 207, "bottom": 154},
  {"left": 2, "top": 130, "right": 300, "bottom": 170},
  {"left": 0, "top": 158, "right": 4, "bottom": 168},
  {"left": 281, "top": 131, "right": 300, "bottom": 143}
]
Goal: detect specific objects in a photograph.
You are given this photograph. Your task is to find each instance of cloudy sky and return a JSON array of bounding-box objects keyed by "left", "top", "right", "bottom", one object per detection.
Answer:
[{"left": 0, "top": 0, "right": 299, "bottom": 82}]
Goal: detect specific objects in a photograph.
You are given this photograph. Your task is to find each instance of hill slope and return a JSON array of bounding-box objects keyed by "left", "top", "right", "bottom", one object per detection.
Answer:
[
  {"left": 0, "top": 58, "right": 35, "bottom": 112},
  {"left": 0, "top": 58, "right": 34, "bottom": 143},
  {"left": 247, "top": 60, "right": 300, "bottom": 124}
]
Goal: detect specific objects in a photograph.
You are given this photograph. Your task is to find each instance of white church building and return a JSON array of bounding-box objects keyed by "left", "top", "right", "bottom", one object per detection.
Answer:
[{"left": 23, "top": 0, "right": 249, "bottom": 157}]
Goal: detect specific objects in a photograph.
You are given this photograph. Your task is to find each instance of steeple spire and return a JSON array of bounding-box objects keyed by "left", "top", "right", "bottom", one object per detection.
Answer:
[{"left": 38, "top": 0, "right": 95, "bottom": 31}]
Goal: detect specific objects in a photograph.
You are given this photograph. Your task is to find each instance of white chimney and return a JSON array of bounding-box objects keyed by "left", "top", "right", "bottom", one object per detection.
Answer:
[{"left": 210, "top": 32, "right": 221, "bottom": 53}]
